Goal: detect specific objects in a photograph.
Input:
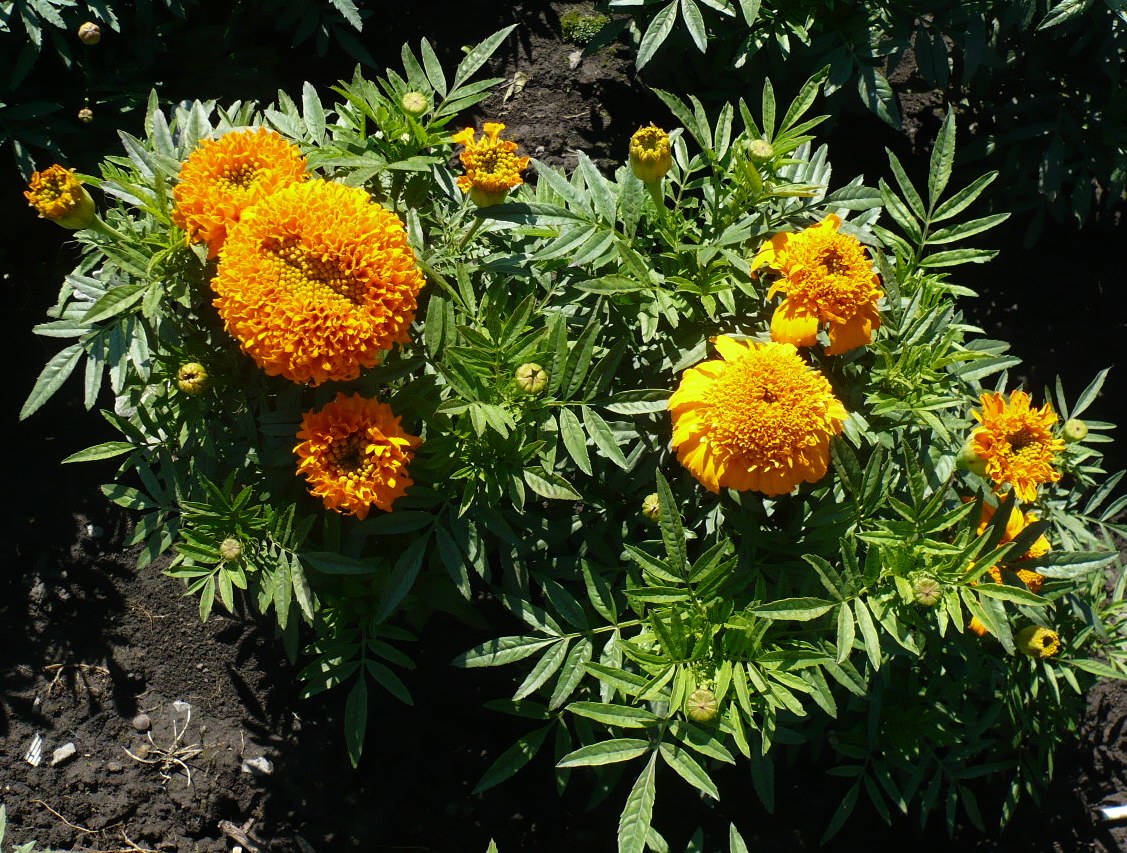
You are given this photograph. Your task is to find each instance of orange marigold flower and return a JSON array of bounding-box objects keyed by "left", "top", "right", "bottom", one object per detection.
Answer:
[
  {"left": 25, "top": 165, "right": 96, "bottom": 229},
  {"left": 967, "top": 616, "right": 988, "bottom": 637},
  {"left": 973, "top": 500, "right": 1050, "bottom": 593},
  {"left": 629, "top": 124, "right": 672, "bottom": 183},
  {"left": 452, "top": 122, "right": 529, "bottom": 207},
  {"left": 751, "top": 214, "right": 882, "bottom": 356},
  {"left": 294, "top": 393, "right": 421, "bottom": 519},
  {"left": 172, "top": 128, "right": 307, "bottom": 258},
  {"left": 669, "top": 336, "right": 847, "bottom": 496},
  {"left": 969, "top": 390, "right": 1064, "bottom": 502},
  {"left": 212, "top": 179, "right": 425, "bottom": 386}
]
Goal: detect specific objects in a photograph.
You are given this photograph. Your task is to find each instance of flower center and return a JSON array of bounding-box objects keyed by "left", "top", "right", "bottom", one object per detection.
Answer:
[
  {"left": 1007, "top": 426, "right": 1040, "bottom": 452},
  {"left": 705, "top": 353, "right": 823, "bottom": 457},
  {"left": 268, "top": 238, "right": 366, "bottom": 305},
  {"left": 328, "top": 434, "right": 373, "bottom": 479},
  {"left": 221, "top": 161, "right": 263, "bottom": 190}
]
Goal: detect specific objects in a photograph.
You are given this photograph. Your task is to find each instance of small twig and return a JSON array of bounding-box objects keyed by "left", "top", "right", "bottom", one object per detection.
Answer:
[
  {"left": 219, "top": 819, "right": 263, "bottom": 853},
  {"left": 32, "top": 799, "right": 95, "bottom": 834},
  {"left": 120, "top": 829, "right": 160, "bottom": 853}
]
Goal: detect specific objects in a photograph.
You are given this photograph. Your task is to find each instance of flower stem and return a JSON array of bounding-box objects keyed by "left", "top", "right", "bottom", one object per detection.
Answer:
[
  {"left": 457, "top": 215, "right": 486, "bottom": 250},
  {"left": 86, "top": 215, "right": 129, "bottom": 243}
]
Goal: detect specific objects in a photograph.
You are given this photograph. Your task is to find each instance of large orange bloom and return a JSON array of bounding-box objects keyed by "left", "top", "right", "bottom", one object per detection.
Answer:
[
  {"left": 452, "top": 122, "right": 529, "bottom": 207},
  {"left": 751, "top": 214, "right": 882, "bottom": 355},
  {"left": 969, "top": 391, "right": 1063, "bottom": 502},
  {"left": 294, "top": 393, "right": 421, "bottom": 519},
  {"left": 172, "top": 128, "right": 307, "bottom": 258},
  {"left": 669, "top": 337, "right": 847, "bottom": 495},
  {"left": 212, "top": 179, "right": 425, "bottom": 385}
]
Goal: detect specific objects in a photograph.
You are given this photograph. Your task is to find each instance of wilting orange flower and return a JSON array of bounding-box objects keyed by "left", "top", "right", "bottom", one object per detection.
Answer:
[
  {"left": 294, "top": 393, "right": 421, "bottom": 519},
  {"left": 973, "top": 500, "right": 1050, "bottom": 593},
  {"left": 452, "top": 122, "right": 529, "bottom": 207},
  {"left": 25, "top": 165, "right": 96, "bottom": 229},
  {"left": 969, "top": 391, "right": 1064, "bottom": 502},
  {"left": 172, "top": 127, "right": 307, "bottom": 258},
  {"left": 212, "top": 179, "right": 425, "bottom": 385},
  {"left": 752, "top": 214, "right": 882, "bottom": 355},
  {"left": 629, "top": 124, "right": 672, "bottom": 183},
  {"left": 669, "top": 336, "right": 847, "bottom": 495}
]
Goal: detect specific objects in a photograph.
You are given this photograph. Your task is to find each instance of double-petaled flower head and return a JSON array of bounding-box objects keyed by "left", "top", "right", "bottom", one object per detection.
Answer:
[
  {"left": 172, "top": 127, "right": 308, "bottom": 258},
  {"left": 669, "top": 336, "right": 847, "bottom": 496},
  {"left": 968, "top": 390, "right": 1064, "bottom": 502},
  {"left": 294, "top": 393, "right": 422, "bottom": 519},
  {"left": 212, "top": 178, "right": 425, "bottom": 386},
  {"left": 25, "top": 165, "right": 96, "bottom": 230},
  {"left": 629, "top": 124, "right": 672, "bottom": 183},
  {"left": 452, "top": 122, "right": 529, "bottom": 207},
  {"left": 752, "top": 214, "right": 883, "bottom": 356}
]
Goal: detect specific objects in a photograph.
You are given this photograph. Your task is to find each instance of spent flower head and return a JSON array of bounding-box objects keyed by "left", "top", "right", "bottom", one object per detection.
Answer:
[{"left": 77, "top": 22, "right": 101, "bottom": 44}]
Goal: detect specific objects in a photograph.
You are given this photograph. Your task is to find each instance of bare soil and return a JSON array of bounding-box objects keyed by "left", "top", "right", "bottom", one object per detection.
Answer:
[{"left": 3, "top": 2, "right": 1127, "bottom": 851}]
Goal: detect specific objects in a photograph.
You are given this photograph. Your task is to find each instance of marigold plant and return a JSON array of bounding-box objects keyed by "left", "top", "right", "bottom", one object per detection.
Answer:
[{"left": 18, "top": 43, "right": 1127, "bottom": 851}]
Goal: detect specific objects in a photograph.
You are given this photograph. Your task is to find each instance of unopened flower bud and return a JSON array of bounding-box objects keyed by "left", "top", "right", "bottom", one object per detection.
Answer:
[
  {"left": 746, "top": 138, "right": 775, "bottom": 164},
  {"left": 78, "top": 22, "right": 101, "bottom": 45},
  {"left": 629, "top": 125, "right": 672, "bottom": 183},
  {"left": 641, "top": 493, "right": 660, "bottom": 522},
  {"left": 1063, "top": 419, "right": 1088, "bottom": 442},
  {"left": 177, "top": 362, "right": 209, "bottom": 395},
  {"left": 956, "top": 439, "right": 989, "bottom": 477},
  {"left": 400, "top": 91, "right": 430, "bottom": 117},
  {"left": 1016, "top": 625, "right": 1060, "bottom": 659},
  {"left": 685, "top": 688, "right": 718, "bottom": 723},
  {"left": 514, "top": 363, "right": 547, "bottom": 395},
  {"left": 219, "top": 538, "right": 242, "bottom": 562},
  {"left": 78, "top": 108, "right": 94, "bottom": 124},
  {"left": 911, "top": 576, "right": 942, "bottom": 607}
]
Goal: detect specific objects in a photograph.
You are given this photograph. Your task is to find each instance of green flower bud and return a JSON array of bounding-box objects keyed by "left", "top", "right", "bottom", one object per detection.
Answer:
[
  {"left": 219, "top": 537, "right": 243, "bottom": 562},
  {"left": 177, "top": 362, "right": 210, "bottom": 395},
  {"left": 641, "top": 493, "right": 660, "bottom": 522},
  {"left": 1016, "top": 625, "right": 1060, "bottom": 659},
  {"left": 400, "top": 91, "right": 430, "bottom": 117},
  {"left": 911, "top": 575, "right": 942, "bottom": 607},
  {"left": 746, "top": 138, "right": 775, "bottom": 164},
  {"left": 956, "top": 439, "right": 988, "bottom": 477},
  {"left": 515, "top": 363, "right": 547, "bottom": 395},
  {"left": 1063, "top": 419, "right": 1088, "bottom": 442},
  {"left": 685, "top": 688, "right": 719, "bottom": 723},
  {"left": 78, "top": 22, "right": 101, "bottom": 45}
]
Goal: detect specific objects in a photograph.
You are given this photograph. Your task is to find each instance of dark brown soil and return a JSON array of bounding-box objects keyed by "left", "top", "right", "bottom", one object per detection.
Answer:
[{"left": 4, "top": 2, "right": 1127, "bottom": 851}]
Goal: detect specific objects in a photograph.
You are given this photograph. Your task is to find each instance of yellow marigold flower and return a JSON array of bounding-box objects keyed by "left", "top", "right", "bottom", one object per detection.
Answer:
[
  {"left": 969, "top": 391, "right": 1064, "bottom": 502},
  {"left": 967, "top": 616, "right": 988, "bottom": 637},
  {"left": 212, "top": 179, "right": 424, "bottom": 386},
  {"left": 452, "top": 122, "right": 529, "bottom": 207},
  {"left": 24, "top": 165, "right": 96, "bottom": 229},
  {"left": 972, "top": 500, "right": 1050, "bottom": 593},
  {"left": 294, "top": 393, "right": 422, "bottom": 519},
  {"left": 629, "top": 124, "right": 672, "bottom": 183},
  {"left": 1016, "top": 625, "right": 1060, "bottom": 659},
  {"left": 172, "top": 127, "right": 307, "bottom": 258},
  {"left": 751, "top": 214, "right": 882, "bottom": 356},
  {"left": 669, "top": 336, "right": 847, "bottom": 496}
]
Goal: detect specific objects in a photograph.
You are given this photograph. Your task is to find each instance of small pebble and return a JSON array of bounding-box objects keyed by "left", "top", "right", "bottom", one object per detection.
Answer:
[
  {"left": 131, "top": 713, "right": 151, "bottom": 732},
  {"left": 51, "top": 742, "right": 77, "bottom": 766},
  {"left": 106, "top": 760, "right": 123, "bottom": 772},
  {"left": 241, "top": 756, "right": 274, "bottom": 776}
]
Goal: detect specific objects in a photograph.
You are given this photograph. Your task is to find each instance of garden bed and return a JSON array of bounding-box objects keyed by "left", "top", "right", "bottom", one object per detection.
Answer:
[{"left": 3, "top": 2, "right": 1127, "bottom": 851}]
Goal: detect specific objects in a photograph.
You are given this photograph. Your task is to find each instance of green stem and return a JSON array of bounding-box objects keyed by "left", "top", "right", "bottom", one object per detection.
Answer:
[
  {"left": 86, "top": 214, "right": 129, "bottom": 243},
  {"left": 457, "top": 215, "right": 486, "bottom": 250}
]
